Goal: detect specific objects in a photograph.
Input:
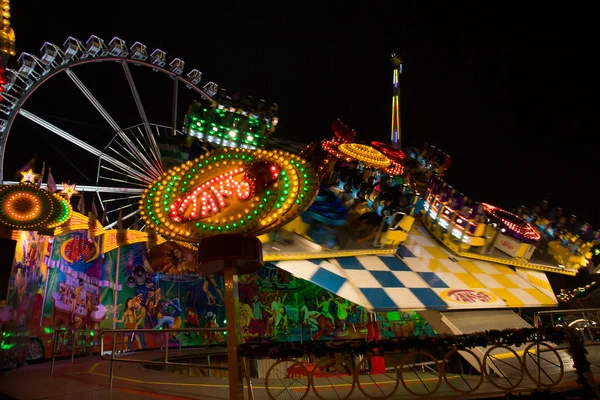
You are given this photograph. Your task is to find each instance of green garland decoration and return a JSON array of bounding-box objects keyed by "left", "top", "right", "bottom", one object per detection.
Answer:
[
  {"left": 565, "top": 327, "right": 596, "bottom": 397},
  {"left": 238, "top": 327, "right": 566, "bottom": 359}
]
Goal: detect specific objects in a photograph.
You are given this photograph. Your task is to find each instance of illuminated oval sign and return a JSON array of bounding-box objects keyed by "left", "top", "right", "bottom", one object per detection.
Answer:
[
  {"left": 441, "top": 289, "right": 497, "bottom": 304},
  {"left": 140, "top": 148, "right": 319, "bottom": 242},
  {"left": 0, "top": 183, "right": 72, "bottom": 230}
]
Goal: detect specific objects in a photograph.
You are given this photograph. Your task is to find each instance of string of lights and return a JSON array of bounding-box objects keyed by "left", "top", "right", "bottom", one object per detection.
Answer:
[{"left": 481, "top": 203, "right": 541, "bottom": 242}]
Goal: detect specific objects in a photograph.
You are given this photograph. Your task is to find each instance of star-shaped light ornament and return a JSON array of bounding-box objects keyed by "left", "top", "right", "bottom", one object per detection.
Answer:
[
  {"left": 60, "top": 183, "right": 79, "bottom": 200},
  {"left": 20, "top": 169, "right": 41, "bottom": 184}
]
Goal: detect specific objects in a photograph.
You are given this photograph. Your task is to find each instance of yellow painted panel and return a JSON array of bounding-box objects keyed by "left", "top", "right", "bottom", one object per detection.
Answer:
[
  {"left": 490, "top": 274, "right": 521, "bottom": 289},
  {"left": 458, "top": 260, "right": 484, "bottom": 274},
  {"left": 424, "top": 246, "right": 450, "bottom": 259},
  {"left": 454, "top": 273, "right": 484, "bottom": 288},
  {"left": 523, "top": 288, "right": 556, "bottom": 306},
  {"left": 427, "top": 259, "right": 450, "bottom": 273},
  {"left": 528, "top": 275, "right": 553, "bottom": 291},
  {"left": 491, "top": 288, "right": 524, "bottom": 307},
  {"left": 493, "top": 264, "right": 516, "bottom": 275}
]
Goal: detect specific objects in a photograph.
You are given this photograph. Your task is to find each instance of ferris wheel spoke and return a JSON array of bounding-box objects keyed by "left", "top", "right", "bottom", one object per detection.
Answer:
[
  {"left": 131, "top": 127, "right": 163, "bottom": 174},
  {"left": 100, "top": 163, "right": 147, "bottom": 182},
  {"left": 19, "top": 108, "right": 151, "bottom": 184},
  {"left": 99, "top": 154, "right": 150, "bottom": 184},
  {"left": 135, "top": 126, "right": 163, "bottom": 173},
  {"left": 98, "top": 175, "right": 148, "bottom": 187},
  {"left": 64, "top": 68, "right": 160, "bottom": 179},
  {"left": 20, "top": 109, "right": 105, "bottom": 157},
  {"left": 104, "top": 208, "right": 140, "bottom": 230},
  {"left": 105, "top": 142, "right": 149, "bottom": 177},
  {"left": 100, "top": 195, "right": 141, "bottom": 203},
  {"left": 1, "top": 180, "right": 145, "bottom": 194},
  {"left": 122, "top": 61, "right": 163, "bottom": 171}
]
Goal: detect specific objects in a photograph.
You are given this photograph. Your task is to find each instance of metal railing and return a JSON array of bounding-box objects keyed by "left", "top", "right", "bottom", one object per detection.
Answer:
[
  {"left": 535, "top": 308, "right": 600, "bottom": 342},
  {"left": 264, "top": 342, "right": 569, "bottom": 399},
  {"left": 99, "top": 328, "right": 227, "bottom": 388},
  {"left": 50, "top": 329, "right": 100, "bottom": 375},
  {"left": 49, "top": 327, "right": 257, "bottom": 398}
]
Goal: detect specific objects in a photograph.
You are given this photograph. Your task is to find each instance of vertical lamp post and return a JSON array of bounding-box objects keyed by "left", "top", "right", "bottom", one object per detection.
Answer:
[
  {"left": 139, "top": 147, "right": 319, "bottom": 400},
  {"left": 198, "top": 235, "right": 263, "bottom": 399}
]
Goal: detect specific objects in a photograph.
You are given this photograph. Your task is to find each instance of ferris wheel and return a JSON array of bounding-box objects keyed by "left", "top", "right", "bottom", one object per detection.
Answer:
[{"left": 0, "top": 35, "right": 219, "bottom": 229}]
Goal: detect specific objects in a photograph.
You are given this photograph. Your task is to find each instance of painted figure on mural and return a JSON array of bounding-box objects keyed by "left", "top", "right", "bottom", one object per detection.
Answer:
[
  {"left": 202, "top": 312, "right": 223, "bottom": 345},
  {"left": 202, "top": 275, "right": 224, "bottom": 305},
  {"left": 251, "top": 295, "right": 263, "bottom": 321},
  {"left": 334, "top": 296, "right": 349, "bottom": 332},
  {"left": 14, "top": 267, "right": 26, "bottom": 300},
  {"left": 239, "top": 302, "right": 266, "bottom": 340},
  {"left": 132, "top": 297, "right": 147, "bottom": 349},
  {"left": 25, "top": 231, "right": 39, "bottom": 269},
  {"left": 145, "top": 285, "right": 161, "bottom": 320},
  {"left": 184, "top": 308, "right": 200, "bottom": 336},
  {"left": 165, "top": 248, "right": 195, "bottom": 275},
  {"left": 153, "top": 295, "right": 182, "bottom": 335},
  {"left": 114, "top": 298, "right": 142, "bottom": 350},
  {"left": 316, "top": 292, "right": 335, "bottom": 326},
  {"left": 71, "top": 278, "right": 87, "bottom": 328}
]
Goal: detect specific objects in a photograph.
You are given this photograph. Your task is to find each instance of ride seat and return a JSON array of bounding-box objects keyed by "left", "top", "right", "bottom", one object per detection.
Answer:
[
  {"left": 382, "top": 215, "right": 415, "bottom": 247},
  {"left": 257, "top": 234, "right": 271, "bottom": 244},
  {"left": 459, "top": 223, "right": 487, "bottom": 251},
  {"left": 281, "top": 217, "right": 311, "bottom": 236}
]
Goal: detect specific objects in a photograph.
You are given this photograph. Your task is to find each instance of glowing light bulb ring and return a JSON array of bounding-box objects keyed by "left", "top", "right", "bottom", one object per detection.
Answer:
[
  {"left": 371, "top": 141, "right": 406, "bottom": 162},
  {"left": 140, "top": 147, "right": 319, "bottom": 242},
  {"left": 382, "top": 159, "right": 405, "bottom": 176},
  {"left": 481, "top": 203, "right": 541, "bottom": 242},
  {"left": 46, "top": 194, "right": 73, "bottom": 229},
  {"left": 0, "top": 183, "right": 55, "bottom": 229},
  {"left": 338, "top": 143, "right": 390, "bottom": 169},
  {"left": 321, "top": 140, "right": 352, "bottom": 161}
]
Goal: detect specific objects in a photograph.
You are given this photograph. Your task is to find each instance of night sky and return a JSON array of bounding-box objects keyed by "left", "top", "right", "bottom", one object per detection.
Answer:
[{"left": 7, "top": 3, "right": 595, "bottom": 224}]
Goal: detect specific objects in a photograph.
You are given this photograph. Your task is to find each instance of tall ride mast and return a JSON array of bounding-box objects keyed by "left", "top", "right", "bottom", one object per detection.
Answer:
[{"left": 390, "top": 53, "right": 403, "bottom": 149}]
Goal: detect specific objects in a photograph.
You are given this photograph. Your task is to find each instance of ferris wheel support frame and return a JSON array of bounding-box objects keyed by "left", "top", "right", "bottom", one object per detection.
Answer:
[{"left": 0, "top": 35, "right": 219, "bottom": 183}]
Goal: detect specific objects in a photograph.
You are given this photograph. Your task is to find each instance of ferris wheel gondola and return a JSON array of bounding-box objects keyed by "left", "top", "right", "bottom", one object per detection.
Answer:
[{"left": 0, "top": 34, "right": 219, "bottom": 230}]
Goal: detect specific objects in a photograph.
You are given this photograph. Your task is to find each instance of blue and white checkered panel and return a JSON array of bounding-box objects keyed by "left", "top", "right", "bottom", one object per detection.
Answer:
[
  {"left": 331, "top": 256, "right": 449, "bottom": 311},
  {"left": 273, "top": 259, "right": 369, "bottom": 310}
]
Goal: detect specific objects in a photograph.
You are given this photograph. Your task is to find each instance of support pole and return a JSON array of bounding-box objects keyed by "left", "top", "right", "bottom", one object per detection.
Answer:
[
  {"left": 171, "top": 79, "right": 179, "bottom": 136},
  {"left": 112, "top": 247, "right": 121, "bottom": 329},
  {"left": 40, "top": 238, "right": 55, "bottom": 326},
  {"left": 225, "top": 265, "right": 244, "bottom": 399}
]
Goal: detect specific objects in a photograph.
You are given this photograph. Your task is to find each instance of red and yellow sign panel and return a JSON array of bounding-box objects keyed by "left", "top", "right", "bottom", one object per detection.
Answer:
[
  {"left": 440, "top": 289, "right": 498, "bottom": 304},
  {"left": 140, "top": 148, "right": 319, "bottom": 242}
]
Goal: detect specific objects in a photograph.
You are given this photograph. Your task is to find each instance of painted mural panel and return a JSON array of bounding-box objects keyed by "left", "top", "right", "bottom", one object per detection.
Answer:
[
  {"left": 238, "top": 263, "right": 436, "bottom": 343},
  {"left": 1, "top": 231, "right": 50, "bottom": 369},
  {"left": 44, "top": 230, "right": 110, "bottom": 331},
  {"left": 1, "top": 231, "right": 435, "bottom": 368},
  {"left": 109, "top": 242, "right": 226, "bottom": 350}
]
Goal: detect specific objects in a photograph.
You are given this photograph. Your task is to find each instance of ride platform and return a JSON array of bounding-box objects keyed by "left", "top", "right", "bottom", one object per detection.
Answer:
[
  {"left": 262, "top": 231, "right": 398, "bottom": 262},
  {"left": 420, "top": 217, "right": 578, "bottom": 276}
]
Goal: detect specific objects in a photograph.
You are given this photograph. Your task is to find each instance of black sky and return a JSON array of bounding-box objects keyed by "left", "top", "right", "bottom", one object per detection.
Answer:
[{"left": 7, "top": 2, "right": 596, "bottom": 224}]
